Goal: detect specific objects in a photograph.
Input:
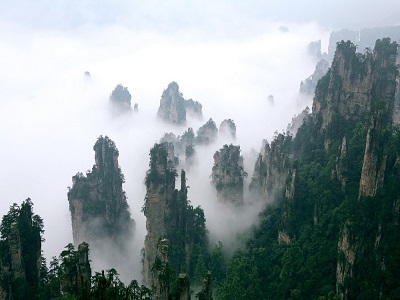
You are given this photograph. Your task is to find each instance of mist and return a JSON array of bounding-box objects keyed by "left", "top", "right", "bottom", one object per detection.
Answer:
[{"left": 0, "top": 0, "right": 398, "bottom": 284}]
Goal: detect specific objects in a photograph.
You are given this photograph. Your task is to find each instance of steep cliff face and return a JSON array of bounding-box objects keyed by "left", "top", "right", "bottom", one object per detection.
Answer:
[
  {"left": 143, "top": 144, "right": 208, "bottom": 288},
  {"left": 109, "top": 84, "right": 132, "bottom": 112},
  {"left": 67, "top": 136, "right": 134, "bottom": 248},
  {"left": 312, "top": 39, "right": 397, "bottom": 142},
  {"left": 195, "top": 118, "right": 218, "bottom": 145},
  {"left": 219, "top": 119, "right": 236, "bottom": 139},
  {"left": 212, "top": 144, "right": 246, "bottom": 205},
  {"left": 300, "top": 59, "right": 330, "bottom": 95},
  {"left": 157, "top": 82, "right": 186, "bottom": 124},
  {"left": 60, "top": 242, "right": 91, "bottom": 298},
  {"left": 185, "top": 98, "right": 203, "bottom": 119},
  {"left": 153, "top": 239, "right": 170, "bottom": 300},
  {"left": 0, "top": 199, "right": 43, "bottom": 300},
  {"left": 143, "top": 143, "right": 176, "bottom": 285},
  {"left": 336, "top": 223, "right": 358, "bottom": 299},
  {"left": 249, "top": 134, "right": 292, "bottom": 202}
]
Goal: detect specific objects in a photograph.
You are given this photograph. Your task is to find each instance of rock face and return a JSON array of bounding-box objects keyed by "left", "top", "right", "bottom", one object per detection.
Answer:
[
  {"left": 158, "top": 82, "right": 186, "bottom": 124},
  {"left": 60, "top": 242, "right": 91, "bottom": 298},
  {"left": 299, "top": 59, "right": 330, "bottom": 95},
  {"left": 185, "top": 98, "right": 203, "bottom": 118},
  {"left": 143, "top": 143, "right": 176, "bottom": 285},
  {"left": 336, "top": 137, "right": 348, "bottom": 191},
  {"left": 153, "top": 239, "right": 170, "bottom": 300},
  {"left": 327, "top": 26, "right": 400, "bottom": 60},
  {"left": 286, "top": 106, "right": 311, "bottom": 136},
  {"left": 312, "top": 39, "right": 398, "bottom": 150},
  {"left": 212, "top": 144, "right": 246, "bottom": 205},
  {"left": 219, "top": 119, "right": 236, "bottom": 139},
  {"left": 143, "top": 143, "right": 208, "bottom": 287},
  {"left": 311, "top": 38, "right": 398, "bottom": 299},
  {"left": 157, "top": 82, "right": 203, "bottom": 124},
  {"left": 249, "top": 134, "right": 292, "bottom": 202},
  {"left": 68, "top": 136, "right": 134, "bottom": 249},
  {"left": 195, "top": 118, "right": 218, "bottom": 145},
  {"left": 0, "top": 199, "right": 43, "bottom": 300},
  {"left": 109, "top": 84, "right": 132, "bottom": 112},
  {"left": 336, "top": 223, "right": 358, "bottom": 299}
]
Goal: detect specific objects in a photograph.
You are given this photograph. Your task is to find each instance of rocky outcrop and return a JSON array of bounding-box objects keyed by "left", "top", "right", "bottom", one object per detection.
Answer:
[
  {"left": 157, "top": 82, "right": 203, "bottom": 124},
  {"left": 60, "top": 242, "right": 91, "bottom": 298},
  {"left": 0, "top": 199, "right": 43, "bottom": 300},
  {"left": 153, "top": 239, "right": 170, "bottom": 300},
  {"left": 109, "top": 84, "right": 132, "bottom": 112},
  {"left": 143, "top": 143, "right": 176, "bottom": 285},
  {"left": 327, "top": 26, "right": 400, "bottom": 60},
  {"left": 336, "top": 137, "right": 348, "bottom": 191},
  {"left": 185, "top": 98, "right": 203, "bottom": 118},
  {"left": 299, "top": 59, "right": 330, "bottom": 95},
  {"left": 249, "top": 134, "right": 291, "bottom": 202},
  {"left": 143, "top": 144, "right": 208, "bottom": 287},
  {"left": 359, "top": 112, "right": 389, "bottom": 198},
  {"left": 286, "top": 107, "right": 311, "bottom": 136},
  {"left": 307, "top": 40, "right": 325, "bottom": 61},
  {"left": 68, "top": 136, "right": 134, "bottom": 248},
  {"left": 8, "top": 222, "right": 27, "bottom": 298},
  {"left": 312, "top": 39, "right": 398, "bottom": 151},
  {"left": 195, "top": 118, "right": 218, "bottom": 145},
  {"left": 336, "top": 223, "right": 358, "bottom": 299},
  {"left": 158, "top": 82, "right": 186, "bottom": 124},
  {"left": 219, "top": 119, "right": 236, "bottom": 139},
  {"left": 77, "top": 242, "right": 91, "bottom": 296},
  {"left": 211, "top": 144, "right": 246, "bottom": 205}
]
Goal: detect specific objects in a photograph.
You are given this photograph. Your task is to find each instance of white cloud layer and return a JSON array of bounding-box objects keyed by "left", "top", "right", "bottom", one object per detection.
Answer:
[{"left": 0, "top": 0, "right": 398, "bottom": 283}]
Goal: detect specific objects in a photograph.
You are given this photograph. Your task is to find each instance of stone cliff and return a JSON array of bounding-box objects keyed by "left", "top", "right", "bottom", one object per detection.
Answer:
[
  {"left": 212, "top": 144, "right": 246, "bottom": 205},
  {"left": 157, "top": 82, "right": 203, "bottom": 124},
  {"left": 68, "top": 136, "right": 134, "bottom": 249},
  {"left": 60, "top": 242, "right": 91, "bottom": 298},
  {"left": 219, "top": 119, "right": 236, "bottom": 139},
  {"left": 249, "top": 134, "right": 292, "bottom": 202},
  {"left": 109, "top": 84, "right": 132, "bottom": 112},
  {"left": 195, "top": 118, "right": 218, "bottom": 145},
  {"left": 143, "top": 143, "right": 176, "bottom": 285},
  {"left": 300, "top": 59, "right": 329, "bottom": 95},
  {"left": 312, "top": 38, "right": 398, "bottom": 151},
  {"left": 0, "top": 199, "right": 43, "bottom": 300},
  {"left": 143, "top": 143, "right": 208, "bottom": 288}
]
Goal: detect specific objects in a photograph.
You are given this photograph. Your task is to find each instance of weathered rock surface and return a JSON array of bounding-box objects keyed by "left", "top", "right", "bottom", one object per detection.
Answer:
[
  {"left": 249, "top": 134, "right": 291, "bottom": 202},
  {"left": 60, "top": 242, "right": 91, "bottom": 298},
  {"left": 286, "top": 106, "right": 311, "bottom": 136},
  {"left": 143, "top": 143, "right": 176, "bottom": 285},
  {"left": 212, "top": 144, "right": 246, "bottom": 205},
  {"left": 153, "top": 239, "right": 170, "bottom": 300},
  {"left": 158, "top": 82, "right": 186, "bottom": 124},
  {"left": 185, "top": 98, "right": 203, "bottom": 118},
  {"left": 219, "top": 119, "right": 236, "bottom": 139},
  {"left": 312, "top": 39, "right": 398, "bottom": 150},
  {"left": 109, "top": 84, "right": 132, "bottom": 112},
  {"left": 68, "top": 136, "right": 134, "bottom": 248},
  {"left": 157, "top": 82, "right": 203, "bottom": 124},
  {"left": 0, "top": 200, "right": 43, "bottom": 300},
  {"left": 299, "top": 59, "right": 330, "bottom": 95},
  {"left": 143, "top": 144, "right": 208, "bottom": 287},
  {"left": 195, "top": 118, "right": 218, "bottom": 145}
]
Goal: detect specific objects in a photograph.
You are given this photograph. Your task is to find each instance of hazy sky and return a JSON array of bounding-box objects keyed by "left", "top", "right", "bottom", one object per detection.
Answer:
[{"left": 0, "top": 0, "right": 399, "bottom": 282}]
